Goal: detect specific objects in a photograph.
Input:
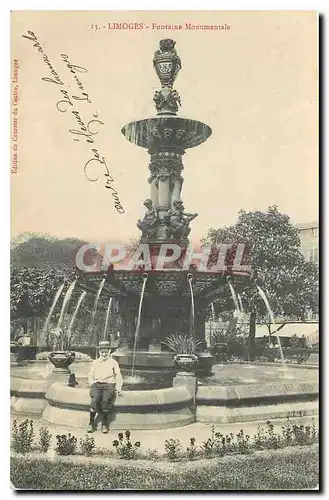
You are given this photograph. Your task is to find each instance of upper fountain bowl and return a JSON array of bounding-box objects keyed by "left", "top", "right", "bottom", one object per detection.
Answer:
[{"left": 121, "top": 116, "right": 212, "bottom": 150}]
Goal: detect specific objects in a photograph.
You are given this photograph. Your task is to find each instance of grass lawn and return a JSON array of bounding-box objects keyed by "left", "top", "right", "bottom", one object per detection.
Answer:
[{"left": 11, "top": 444, "right": 319, "bottom": 491}]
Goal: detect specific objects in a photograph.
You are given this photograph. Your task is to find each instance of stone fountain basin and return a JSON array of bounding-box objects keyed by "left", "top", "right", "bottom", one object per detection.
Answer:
[
  {"left": 42, "top": 383, "right": 194, "bottom": 430},
  {"left": 11, "top": 360, "right": 318, "bottom": 429}
]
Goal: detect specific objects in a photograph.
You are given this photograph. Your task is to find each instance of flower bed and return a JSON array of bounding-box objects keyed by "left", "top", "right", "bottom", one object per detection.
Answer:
[{"left": 11, "top": 418, "right": 319, "bottom": 459}]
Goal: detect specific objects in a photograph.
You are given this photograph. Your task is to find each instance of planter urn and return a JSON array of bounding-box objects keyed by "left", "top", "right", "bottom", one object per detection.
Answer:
[
  {"left": 48, "top": 351, "right": 76, "bottom": 373},
  {"left": 173, "top": 354, "right": 198, "bottom": 375}
]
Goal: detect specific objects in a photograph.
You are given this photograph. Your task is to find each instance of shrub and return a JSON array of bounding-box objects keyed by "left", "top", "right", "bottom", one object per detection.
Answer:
[
  {"left": 164, "top": 438, "right": 182, "bottom": 461},
  {"left": 112, "top": 430, "right": 141, "bottom": 460},
  {"left": 311, "top": 418, "right": 319, "bottom": 442},
  {"left": 11, "top": 419, "right": 34, "bottom": 454},
  {"left": 201, "top": 427, "right": 217, "bottom": 458},
  {"left": 253, "top": 424, "right": 267, "bottom": 450},
  {"left": 80, "top": 435, "right": 96, "bottom": 456},
  {"left": 265, "top": 421, "right": 281, "bottom": 449},
  {"left": 292, "top": 424, "right": 312, "bottom": 446},
  {"left": 201, "top": 427, "right": 237, "bottom": 458},
  {"left": 55, "top": 433, "right": 77, "bottom": 456},
  {"left": 185, "top": 437, "right": 198, "bottom": 460},
  {"left": 236, "top": 429, "right": 251, "bottom": 454},
  {"left": 281, "top": 418, "right": 293, "bottom": 447},
  {"left": 38, "top": 427, "right": 52, "bottom": 453}
]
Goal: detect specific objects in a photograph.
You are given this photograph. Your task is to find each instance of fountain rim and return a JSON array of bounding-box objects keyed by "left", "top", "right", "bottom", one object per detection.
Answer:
[{"left": 121, "top": 115, "right": 212, "bottom": 149}]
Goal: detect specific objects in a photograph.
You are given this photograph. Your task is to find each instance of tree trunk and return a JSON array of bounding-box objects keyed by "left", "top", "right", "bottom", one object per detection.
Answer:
[{"left": 248, "top": 310, "right": 257, "bottom": 361}]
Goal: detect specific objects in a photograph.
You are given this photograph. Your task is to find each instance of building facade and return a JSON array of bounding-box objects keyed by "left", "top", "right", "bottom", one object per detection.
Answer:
[{"left": 296, "top": 221, "right": 319, "bottom": 264}]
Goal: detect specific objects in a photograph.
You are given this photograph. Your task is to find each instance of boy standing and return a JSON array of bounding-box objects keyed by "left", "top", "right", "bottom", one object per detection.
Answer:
[{"left": 87, "top": 340, "right": 123, "bottom": 433}]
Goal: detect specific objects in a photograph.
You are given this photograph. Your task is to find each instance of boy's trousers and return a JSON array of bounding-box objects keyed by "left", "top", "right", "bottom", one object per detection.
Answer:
[{"left": 90, "top": 382, "right": 116, "bottom": 412}]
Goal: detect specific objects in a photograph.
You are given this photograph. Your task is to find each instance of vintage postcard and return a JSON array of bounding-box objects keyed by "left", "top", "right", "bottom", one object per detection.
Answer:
[{"left": 10, "top": 10, "right": 319, "bottom": 491}]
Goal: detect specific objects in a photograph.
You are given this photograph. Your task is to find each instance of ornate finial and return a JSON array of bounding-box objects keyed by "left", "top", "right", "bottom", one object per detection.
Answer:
[
  {"left": 153, "top": 39, "right": 182, "bottom": 88},
  {"left": 153, "top": 39, "right": 182, "bottom": 115}
]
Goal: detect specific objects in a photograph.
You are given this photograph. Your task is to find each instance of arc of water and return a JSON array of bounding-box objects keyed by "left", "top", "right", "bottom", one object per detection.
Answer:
[
  {"left": 67, "top": 291, "right": 87, "bottom": 345},
  {"left": 256, "top": 285, "right": 286, "bottom": 368},
  {"left": 210, "top": 302, "right": 216, "bottom": 323},
  {"left": 187, "top": 274, "right": 195, "bottom": 337},
  {"left": 227, "top": 278, "right": 240, "bottom": 314},
  {"left": 237, "top": 293, "right": 249, "bottom": 341},
  {"left": 131, "top": 273, "right": 148, "bottom": 378},
  {"left": 237, "top": 294, "right": 244, "bottom": 314},
  {"left": 57, "top": 280, "right": 77, "bottom": 330},
  {"left": 42, "top": 282, "right": 65, "bottom": 343},
  {"left": 103, "top": 297, "right": 113, "bottom": 341},
  {"left": 56, "top": 279, "right": 77, "bottom": 349}
]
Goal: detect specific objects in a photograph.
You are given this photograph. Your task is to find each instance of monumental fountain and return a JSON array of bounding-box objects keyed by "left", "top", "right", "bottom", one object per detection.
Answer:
[
  {"left": 78, "top": 38, "right": 249, "bottom": 367},
  {"left": 10, "top": 40, "right": 318, "bottom": 430}
]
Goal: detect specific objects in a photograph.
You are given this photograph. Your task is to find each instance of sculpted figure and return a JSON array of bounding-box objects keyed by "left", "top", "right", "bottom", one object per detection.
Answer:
[
  {"left": 137, "top": 199, "right": 158, "bottom": 239},
  {"left": 165, "top": 200, "right": 198, "bottom": 239}
]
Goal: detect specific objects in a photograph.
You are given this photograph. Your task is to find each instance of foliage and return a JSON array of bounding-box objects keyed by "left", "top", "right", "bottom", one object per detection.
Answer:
[
  {"left": 10, "top": 233, "right": 97, "bottom": 339},
  {"left": 11, "top": 419, "right": 34, "bottom": 454},
  {"left": 264, "top": 420, "right": 281, "bottom": 449},
  {"left": 80, "top": 435, "right": 96, "bottom": 456},
  {"left": 38, "top": 427, "right": 52, "bottom": 453},
  {"left": 211, "top": 317, "right": 243, "bottom": 343},
  {"left": 204, "top": 206, "right": 319, "bottom": 355},
  {"left": 112, "top": 431, "right": 141, "bottom": 460},
  {"left": 10, "top": 233, "right": 123, "bottom": 348},
  {"left": 201, "top": 427, "right": 236, "bottom": 457},
  {"left": 11, "top": 234, "right": 88, "bottom": 269},
  {"left": 10, "top": 417, "right": 319, "bottom": 465},
  {"left": 11, "top": 446, "right": 319, "bottom": 490},
  {"left": 185, "top": 437, "right": 198, "bottom": 460},
  {"left": 10, "top": 266, "right": 72, "bottom": 320},
  {"left": 164, "top": 439, "right": 182, "bottom": 461},
  {"left": 55, "top": 433, "right": 78, "bottom": 456},
  {"left": 253, "top": 424, "right": 268, "bottom": 451},
  {"left": 236, "top": 429, "right": 251, "bottom": 454},
  {"left": 162, "top": 334, "right": 203, "bottom": 354}
]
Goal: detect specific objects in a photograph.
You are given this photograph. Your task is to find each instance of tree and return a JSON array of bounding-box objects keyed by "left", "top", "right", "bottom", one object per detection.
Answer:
[
  {"left": 11, "top": 233, "right": 88, "bottom": 268},
  {"left": 10, "top": 233, "right": 88, "bottom": 339},
  {"left": 10, "top": 233, "right": 116, "bottom": 346},
  {"left": 10, "top": 265, "right": 73, "bottom": 324},
  {"left": 204, "top": 206, "right": 319, "bottom": 358}
]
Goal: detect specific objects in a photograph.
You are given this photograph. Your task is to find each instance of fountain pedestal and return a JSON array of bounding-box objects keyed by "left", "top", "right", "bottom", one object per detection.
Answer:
[
  {"left": 50, "top": 368, "right": 71, "bottom": 384},
  {"left": 173, "top": 373, "right": 197, "bottom": 402}
]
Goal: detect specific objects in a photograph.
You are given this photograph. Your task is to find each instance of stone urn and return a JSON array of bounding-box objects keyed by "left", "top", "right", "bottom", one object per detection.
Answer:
[
  {"left": 173, "top": 354, "right": 198, "bottom": 375},
  {"left": 48, "top": 351, "right": 76, "bottom": 373},
  {"left": 210, "top": 343, "right": 228, "bottom": 363},
  {"left": 196, "top": 351, "right": 214, "bottom": 377},
  {"left": 119, "top": 339, "right": 130, "bottom": 350}
]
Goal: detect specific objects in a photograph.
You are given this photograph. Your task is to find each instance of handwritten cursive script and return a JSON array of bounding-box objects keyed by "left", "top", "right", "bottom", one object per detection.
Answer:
[
  {"left": 22, "top": 30, "right": 125, "bottom": 215},
  {"left": 84, "top": 150, "right": 125, "bottom": 214}
]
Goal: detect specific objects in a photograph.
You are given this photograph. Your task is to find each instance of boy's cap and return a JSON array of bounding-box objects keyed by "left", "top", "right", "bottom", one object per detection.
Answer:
[{"left": 97, "top": 340, "right": 113, "bottom": 350}]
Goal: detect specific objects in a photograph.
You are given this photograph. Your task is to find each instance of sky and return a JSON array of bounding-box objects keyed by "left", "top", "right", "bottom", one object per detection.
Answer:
[{"left": 11, "top": 10, "right": 318, "bottom": 244}]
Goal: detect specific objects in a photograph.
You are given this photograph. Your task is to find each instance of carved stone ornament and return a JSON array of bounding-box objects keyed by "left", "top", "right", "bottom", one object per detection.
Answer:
[
  {"left": 136, "top": 199, "right": 159, "bottom": 240},
  {"left": 153, "top": 89, "right": 181, "bottom": 114},
  {"left": 153, "top": 39, "right": 182, "bottom": 88}
]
